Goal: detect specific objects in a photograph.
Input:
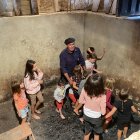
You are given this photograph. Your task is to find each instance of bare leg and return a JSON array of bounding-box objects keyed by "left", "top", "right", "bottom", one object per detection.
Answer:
[
  {"left": 31, "top": 104, "right": 40, "bottom": 119},
  {"left": 84, "top": 132, "right": 91, "bottom": 140},
  {"left": 35, "top": 91, "right": 44, "bottom": 113},
  {"left": 35, "top": 101, "right": 42, "bottom": 113},
  {"left": 123, "top": 126, "right": 128, "bottom": 138},
  {"left": 94, "top": 134, "right": 99, "bottom": 140},
  {"left": 103, "top": 121, "right": 109, "bottom": 133},
  {"left": 117, "top": 129, "right": 122, "bottom": 140},
  {"left": 21, "top": 117, "right": 26, "bottom": 125},
  {"left": 59, "top": 109, "right": 65, "bottom": 119}
]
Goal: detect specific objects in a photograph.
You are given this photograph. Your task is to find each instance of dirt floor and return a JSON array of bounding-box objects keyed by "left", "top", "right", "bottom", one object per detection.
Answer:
[{"left": 0, "top": 85, "right": 140, "bottom": 140}]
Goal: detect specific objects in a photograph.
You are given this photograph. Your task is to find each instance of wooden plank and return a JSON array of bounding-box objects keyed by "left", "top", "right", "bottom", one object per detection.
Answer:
[
  {"left": 20, "top": 0, "right": 31, "bottom": 15},
  {"left": 37, "top": 0, "right": 55, "bottom": 13},
  {"left": 110, "top": 0, "right": 117, "bottom": 15},
  {"left": 0, "top": 123, "right": 35, "bottom": 140},
  {"left": 54, "top": 0, "right": 60, "bottom": 12}
]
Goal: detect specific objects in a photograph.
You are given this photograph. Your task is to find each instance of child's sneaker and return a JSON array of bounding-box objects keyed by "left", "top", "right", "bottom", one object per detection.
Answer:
[
  {"left": 60, "top": 114, "right": 65, "bottom": 119},
  {"left": 55, "top": 108, "right": 59, "bottom": 113}
]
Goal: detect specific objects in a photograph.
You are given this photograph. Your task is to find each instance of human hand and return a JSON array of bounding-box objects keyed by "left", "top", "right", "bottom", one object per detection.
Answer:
[
  {"left": 68, "top": 79, "right": 73, "bottom": 86},
  {"left": 38, "top": 80, "right": 43, "bottom": 84},
  {"left": 98, "top": 70, "right": 102, "bottom": 74}
]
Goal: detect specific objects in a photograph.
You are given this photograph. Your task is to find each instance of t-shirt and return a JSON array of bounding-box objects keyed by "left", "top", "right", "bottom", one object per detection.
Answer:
[
  {"left": 114, "top": 99, "right": 133, "bottom": 121},
  {"left": 79, "top": 88, "right": 106, "bottom": 116},
  {"left": 85, "top": 60, "right": 94, "bottom": 70},
  {"left": 13, "top": 90, "right": 28, "bottom": 110}
]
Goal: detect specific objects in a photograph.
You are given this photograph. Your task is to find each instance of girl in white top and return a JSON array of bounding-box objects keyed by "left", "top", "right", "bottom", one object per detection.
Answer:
[
  {"left": 85, "top": 54, "right": 102, "bottom": 74},
  {"left": 24, "top": 60, "right": 44, "bottom": 120}
]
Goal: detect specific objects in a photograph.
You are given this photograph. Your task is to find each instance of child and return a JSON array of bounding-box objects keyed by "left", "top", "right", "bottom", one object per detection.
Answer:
[
  {"left": 76, "top": 74, "right": 106, "bottom": 140},
  {"left": 87, "top": 47, "right": 105, "bottom": 69},
  {"left": 74, "top": 69, "right": 91, "bottom": 123},
  {"left": 103, "top": 78, "right": 115, "bottom": 133},
  {"left": 72, "top": 65, "right": 83, "bottom": 95},
  {"left": 12, "top": 80, "right": 29, "bottom": 124},
  {"left": 105, "top": 89, "right": 139, "bottom": 140},
  {"left": 85, "top": 54, "right": 102, "bottom": 74},
  {"left": 24, "top": 60, "right": 44, "bottom": 120},
  {"left": 74, "top": 69, "right": 91, "bottom": 114},
  {"left": 54, "top": 79, "right": 67, "bottom": 119}
]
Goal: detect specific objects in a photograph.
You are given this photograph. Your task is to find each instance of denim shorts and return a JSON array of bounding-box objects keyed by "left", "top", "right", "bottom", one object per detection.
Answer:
[{"left": 19, "top": 106, "right": 29, "bottom": 119}]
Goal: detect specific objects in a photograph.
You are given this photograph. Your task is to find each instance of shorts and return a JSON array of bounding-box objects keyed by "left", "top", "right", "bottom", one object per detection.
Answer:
[
  {"left": 55, "top": 100, "right": 64, "bottom": 110},
  {"left": 19, "top": 106, "right": 29, "bottom": 119},
  {"left": 29, "top": 91, "right": 44, "bottom": 105},
  {"left": 117, "top": 120, "right": 130, "bottom": 130},
  {"left": 83, "top": 114, "right": 103, "bottom": 135}
]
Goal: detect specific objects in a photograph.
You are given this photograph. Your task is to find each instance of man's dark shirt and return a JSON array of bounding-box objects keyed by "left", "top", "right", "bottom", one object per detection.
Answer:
[{"left": 59, "top": 47, "right": 85, "bottom": 77}]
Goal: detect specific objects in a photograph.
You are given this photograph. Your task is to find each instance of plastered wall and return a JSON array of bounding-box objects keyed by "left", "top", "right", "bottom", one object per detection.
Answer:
[{"left": 0, "top": 12, "right": 140, "bottom": 102}]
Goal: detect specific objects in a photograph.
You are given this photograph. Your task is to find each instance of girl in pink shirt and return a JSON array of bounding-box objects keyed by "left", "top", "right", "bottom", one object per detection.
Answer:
[
  {"left": 103, "top": 78, "right": 115, "bottom": 133},
  {"left": 75, "top": 74, "right": 106, "bottom": 140},
  {"left": 24, "top": 60, "right": 44, "bottom": 120}
]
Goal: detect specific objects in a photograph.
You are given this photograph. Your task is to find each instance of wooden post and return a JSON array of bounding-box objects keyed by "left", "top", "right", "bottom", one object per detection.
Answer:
[
  {"left": 37, "top": 0, "right": 40, "bottom": 14},
  {"left": 54, "top": 0, "right": 60, "bottom": 12}
]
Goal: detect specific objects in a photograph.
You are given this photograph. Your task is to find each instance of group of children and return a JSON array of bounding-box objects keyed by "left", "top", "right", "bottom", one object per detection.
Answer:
[
  {"left": 53, "top": 47, "right": 140, "bottom": 140},
  {"left": 11, "top": 47, "right": 139, "bottom": 140},
  {"left": 11, "top": 59, "right": 44, "bottom": 125}
]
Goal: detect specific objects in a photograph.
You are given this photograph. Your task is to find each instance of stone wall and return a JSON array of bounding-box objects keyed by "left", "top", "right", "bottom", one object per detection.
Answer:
[{"left": 0, "top": 12, "right": 140, "bottom": 102}]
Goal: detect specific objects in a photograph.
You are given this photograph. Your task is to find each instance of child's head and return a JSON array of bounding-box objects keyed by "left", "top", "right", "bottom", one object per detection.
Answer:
[
  {"left": 58, "top": 79, "right": 65, "bottom": 89},
  {"left": 87, "top": 47, "right": 95, "bottom": 54},
  {"left": 84, "top": 74, "right": 104, "bottom": 98},
  {"left": 25, "top": 59, "right": 36, "bottom": 79},
  {"left": 82, "top": 69, "right": 91, "bottom": 79},
  {"left": 11, "top": 80, "right": 21, "bottom": 94},
  {"left": 119, "top": 89, "right": 129, "bottom": 101},
  {"left": 105, "top": 78, "right": 115, "bottom": 91},
  {"left": 87, "top": 54, "right": 96, "bottom": 63},
  {"left": 73, "top": 65, "right": 82, "bottom": 76}
]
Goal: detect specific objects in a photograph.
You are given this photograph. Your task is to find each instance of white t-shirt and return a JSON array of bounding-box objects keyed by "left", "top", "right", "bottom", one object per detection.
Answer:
[{"left": 85, "top": 60, "right": 94, "bottom": 70}]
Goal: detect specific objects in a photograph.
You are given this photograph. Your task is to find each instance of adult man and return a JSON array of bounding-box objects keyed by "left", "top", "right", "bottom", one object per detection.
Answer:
[{"left": 59, "top": 37, "right": 85, "bottom": 85}]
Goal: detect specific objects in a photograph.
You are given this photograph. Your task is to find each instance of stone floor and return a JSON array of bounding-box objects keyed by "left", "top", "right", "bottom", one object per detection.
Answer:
[{"left": 0, "top": 85, "right": 140, "bottom": 140}]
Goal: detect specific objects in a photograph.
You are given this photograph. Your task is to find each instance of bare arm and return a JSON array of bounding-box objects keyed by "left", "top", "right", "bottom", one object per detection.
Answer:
[
  {"left": 97, "top": 48, "right": 105, "bottom": 60},
  {"left": 105, "top": 107, "right": 117, "bottom": 119},
  {"left": 131, "top": 105, "right": 138, "bottom": 113},
  {"left": 73, "top": 81, "right": 78, "bottom": 90},
  {"left": 92, "top": 68, "right": 102, "bottom": 74},
  {"left": 64, "top": 73, "right": 73, "bottom": 85}
]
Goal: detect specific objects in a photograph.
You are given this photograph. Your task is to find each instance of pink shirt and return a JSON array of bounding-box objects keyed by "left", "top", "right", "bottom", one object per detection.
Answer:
[
  {"left": 24, "top": 71, "right": 43, "bottom": 94},
  {"left": 79, "top": 88, "right": 106, "bottom": 115}
]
